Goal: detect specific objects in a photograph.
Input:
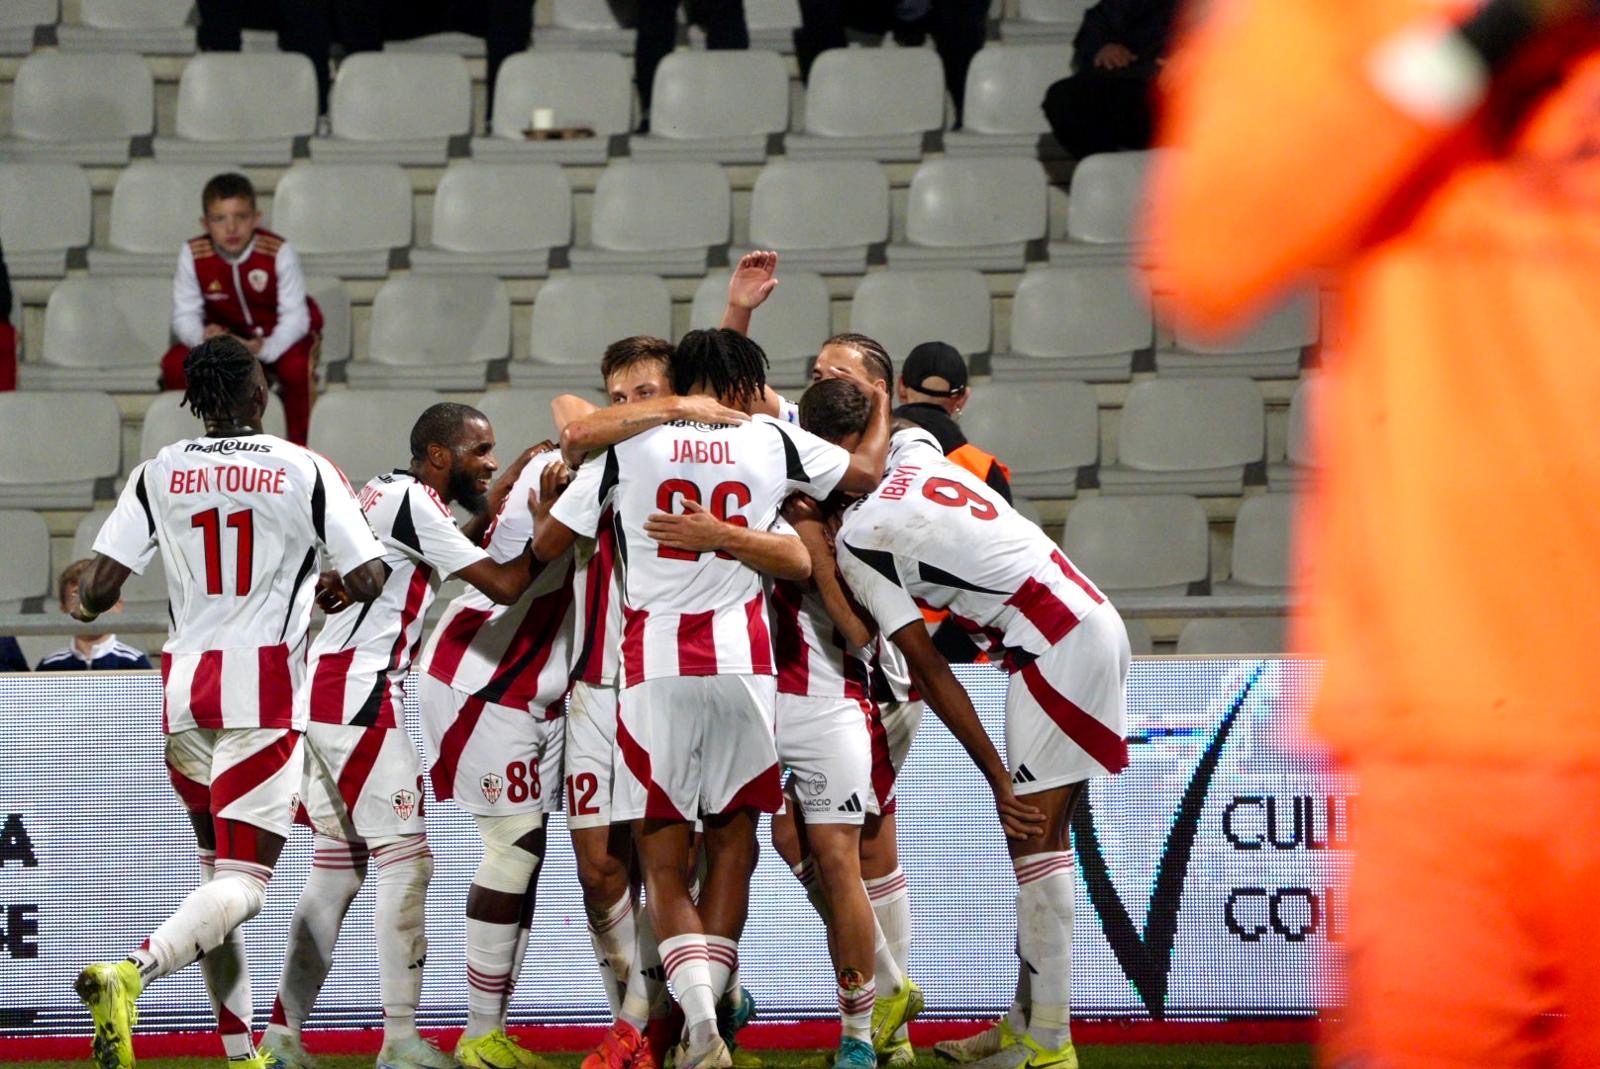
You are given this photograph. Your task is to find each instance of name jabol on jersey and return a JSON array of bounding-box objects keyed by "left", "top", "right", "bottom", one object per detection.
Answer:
[{"left": 669, "top": 439, "right": 737, "bottom": 465}]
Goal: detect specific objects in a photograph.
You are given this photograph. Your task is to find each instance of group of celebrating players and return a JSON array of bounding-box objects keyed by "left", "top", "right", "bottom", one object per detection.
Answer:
[{"left": 66, "top": 253, "right": 1130, "bottom": 1069}]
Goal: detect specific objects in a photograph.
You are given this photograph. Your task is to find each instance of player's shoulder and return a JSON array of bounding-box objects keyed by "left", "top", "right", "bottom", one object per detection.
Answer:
[{"left": 35, "top": 649, "right": 78, "bottom": 669}]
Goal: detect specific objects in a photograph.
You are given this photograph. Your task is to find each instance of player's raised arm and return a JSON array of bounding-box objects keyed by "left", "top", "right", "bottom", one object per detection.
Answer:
[
  {"left": 783, "top": 495, "right": 875, "bottom": 650},
  {"left": 720, "top": 249, "right": 779, "bottom": 336},
  {"left": 535, "top": 446, "right": 609, "bottom": 561},
  {"left": 645, "top": 501, "right": 812, "bottom": 581},
  {"left": 557, "top": 394, "right": 749, "bottom": 467},
  {"left": 452, "top": 463, "right": 565, "bottom": 604}
]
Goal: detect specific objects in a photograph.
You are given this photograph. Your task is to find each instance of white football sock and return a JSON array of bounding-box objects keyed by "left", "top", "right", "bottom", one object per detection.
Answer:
[
  {"left": 131, "top": 859, "right": 270, "bottom": 985},
  {"left": 659, "top": 933, "right": 717, "bottom": 1048},
  {"left": 194, "top": 849, "right": 257, "bottom": 1060},
  {"left": 373, "top": 835, "right": 433, "bottom": 1044},
  {"left": 464, "top": 815, "right": 543, "bottom": 1041},
  {"left": 588, "top": 891, "right": 636, "bottom": 1015},
  {"left": 705, "top": 935, "right": 738, "bottom": 1006},
  {"left": 267, "top": 837, "right": 367, "bottom": 1041},
  {"left": 839, "top": 977, "right": 876, "bottom": 1043},
  {"left": 1014, "top": 852, "right": 1075, "bottom": 1050},
  {"left": 865, "top": 866, "right": 911, "bottom": 1037},
  {"left": 620, "top": 899, "right": 664, "bottom": 1031}
]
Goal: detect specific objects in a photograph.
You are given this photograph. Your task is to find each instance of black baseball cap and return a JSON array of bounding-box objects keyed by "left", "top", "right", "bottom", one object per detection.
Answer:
[{"left": 901, "top": 341, "right": 969, "bottom": 397}]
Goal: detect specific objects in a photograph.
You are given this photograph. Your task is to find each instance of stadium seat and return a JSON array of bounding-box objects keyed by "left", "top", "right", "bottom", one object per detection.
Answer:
[
  {"left": 1215, "top": 492, "right": 1294, "bottom": 594},
  {"left": 944, "top": 45, "right": 1073, "bottom": 157},
  {"left": 0, "top": 163, "right": 92, "bottom": 277},
  {"left": 887, "top": 157, "right": 1048, "bottom": 271},
  {"left": 0, "top": 1, "right": 56, "bottom": 56},
  {"left": 785, "top": 48, "right": 946, "bottom": 162},
  {"left": 154, "top": 53, "right": 318, "bottom": 165},
  {"left": 474, "top": 51, "right": 632, "bottom": 165},
  {"left": 739, "top": 160, "right": 889, "bottom": 275},
  {"left": 1051, "top": 150, "right": 1163, "bottom": 264},
  {"left": 311, "top": 53, "right": 472, "bottom": 165},
  {"left": 0, "top": 391, "right": 122, "bottom": 508},
  {"left": 990, "top": 265, "right": 1152, "bottom": 382},
  {"left": 511, "top": 274, "right": 672, "bottom": 388},
  {"left": 1159, "top": 290, "right": 1318, "bottom": 379},
  {"left": 1269, "top": 374, "right": 1320, "bottom": 491},
  {"left": 849, "top": 270, "right": 992, "bottom": 361},
  {"left": 307, "top": 276, "right": 353, "bottom": 365},
  {"left": 1060, "top": 494, "right": 1209, "bottom": 596},
  {"left": 689, "top": 270, "right": 831, "bottom": 388},
  {"left": 308, "top": 389, "right": 447, "bottom": 488},
  {"left": 88, "top": 162, "right": 237, "bottom": 276},
  {"left": 958, "top": 380, "right": 1098, "bottom": 498},
  {"left": 0, "top": 510, "right": 51, "bottom": 613},
  {"left": 1176, "top": 618, "right": 1286, "bottom": 655},
  {"left": 410, "top": 161, "right": 571, "bottom": 277},
  {"left": 474, "top": 386, "right": 605, "bottom": 455},
  {"left": 1000, "top": 0, "right": 1095, "bottom": 42},
  {"left": 631, "top": 50, "right": 789, "bottom": 164},
  {"left": 1099, "top": 377, "right": 1265, "bottom": 496},
  {"left": 569, "top": 162, "right": 730, "bottom": 276},
  {"left": 345, "top": 275, "right": 511, "bottom": 391},
  {"left": 71, "top": 508, "right": 169, "bottom": 611},
  {"left": 140, "top": 390, "right": 288, "bottom": 461},
  {"left": 0, "top": 52, "right": 154, "bottom": 165},
  {"left": 538, "top": 0, "right": 635, "bottom": 52},
  {"left": 1124, "top": 617, "right": 1154, "bottom": 656},
  {"left": 269, "top": 164, "right": 413, "bottom": 277},
  {"left": 387, "top": 31, "right": 490, "bottom": 57},
  {"left": 25, "top": 276, "right": 171, "bottom": 392},
  {"left": 57, "top": 0, "right": 194, "bottom": 53},
  {"left": 1012, "top": 495, "right": 1045, "bottom": 528}
]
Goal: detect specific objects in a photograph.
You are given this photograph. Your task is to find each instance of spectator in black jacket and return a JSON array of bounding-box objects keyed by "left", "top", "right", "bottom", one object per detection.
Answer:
[
  {"left": 34, "top": 561, "right": 151, "bottom": 672},
  {"left": 1042, "top": 0, "right": 1178, "bottom": 157},
  {"left": 0, "top": 638, "right": 26, "bottom": 673}
]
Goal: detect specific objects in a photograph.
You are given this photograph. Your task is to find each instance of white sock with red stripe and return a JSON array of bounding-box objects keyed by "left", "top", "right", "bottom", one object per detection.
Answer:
[
  {"left": 838, "top": 977, "right": 876, "bottom": 1043},
  {"left": 865, "top": 867, "right": 911, "bottom": 1012},
  {"left": 705, "top": 935, "right": 739, "bottom": 1005},
  {"left": 129, "top": 859, "right": 270, "bottom": 986},
  {"left": 619, "top": 898, "right": 664, "bottom": 1031},
  {"left": 1014, "top": 852, "right": 1075, "bottom": 1050},
  {"left": 193, "top": 850, "right": 256, "bottom": 1060},
  {"left": 463, "top": 815, "right": 543, "bottom": 1041},
  {"left": 266, "top": 837, "right": 367, "bottom": 1043},
  {"left": 372, "top": 835, "right": 434, "bottom": 1044},
  {"left": 659, "top": 933, "right": 717, "bottom": 1048},
  {"left": 588, "top": 892, "right": 636, "bottom": 1016}
]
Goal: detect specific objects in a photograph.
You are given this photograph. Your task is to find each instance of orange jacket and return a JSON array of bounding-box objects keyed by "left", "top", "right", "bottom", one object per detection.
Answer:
[{"left": 1151, "top": 1, "right": 1600, "bottom": 763}]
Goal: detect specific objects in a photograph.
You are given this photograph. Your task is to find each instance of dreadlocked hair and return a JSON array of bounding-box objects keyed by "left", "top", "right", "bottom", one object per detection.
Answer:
[
  {"left": 411, "top": 402, "right": 487, "bottom": 461},
  {"left": 823, "top": 332, "right": 894, "bottom": 388},
  {"left": 672, "top": 328, "right": 769, "bottom": 410},
  {"left": 182, "top": 335, "right": 258, "bottom": 423},
  {"left": 799, "top": 377, "right": 872, "bottom": 444}
]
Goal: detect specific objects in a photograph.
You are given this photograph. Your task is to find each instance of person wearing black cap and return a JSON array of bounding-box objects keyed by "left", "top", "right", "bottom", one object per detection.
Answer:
[{"left": 895, "top": 342, "right": 1013, "bottom": 504}]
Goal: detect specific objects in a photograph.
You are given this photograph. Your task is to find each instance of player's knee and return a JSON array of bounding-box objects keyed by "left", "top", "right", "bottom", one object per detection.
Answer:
[
  {"left": 371, "top": 834, "right": 433, "bottom": 890},
  {"left": 809, "top": 827, "right": 864, "bottom": 882},
  {"left": 573, "top": 837, "right": 629, "bottom": 904},
  {"left": 214, "top": 865, "right": 268, "bottom": 920},
  {"left": 769, "top": 811, "right": 802, "bottom": 868},
  {"left": 472, "top": 813, "right": 545, "bottom": 895}
]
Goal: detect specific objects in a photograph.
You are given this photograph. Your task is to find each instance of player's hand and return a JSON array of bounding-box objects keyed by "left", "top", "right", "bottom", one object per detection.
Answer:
[
  {"left": 243, "top": 335, "right": 265, "bottom": 356},
  {"left": 489, "top": 441, "right": 555, "bottom": 514},
  {"left": 675, "top": 395, "right": 751, "bottom": 427},
  {"left": 315, "top": 569, "right": 354, "bottom": 614},
  {"left": 531, "top": 457, "right": 570, "bottom": 525},
  {"left": 994, "top": 783, "right": 1048, "bottom": 840},
  {"left": 202, "top": 323, "right": 228, "bottom": 340},
  {"left": 783, "top": 493, "right": 823, "bottom": 526},
  {"left": 645, "top": 498, "right": 728, "bottom": 552},
  {"left": 1094, "top": 43, "right": 1136, "bottom": 69},
  {"left": 727, "top": 250, "right": 779, "bottom": 311}
]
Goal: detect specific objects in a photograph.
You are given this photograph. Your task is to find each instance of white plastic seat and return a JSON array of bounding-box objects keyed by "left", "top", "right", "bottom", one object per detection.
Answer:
[
  {"left": 1060, "top": 494, "right": 1209, "bottom": 596},
  {"left": 887, "top": 157, "right": 1048, "bottom": 271},
  {"left": 386, "top": 31, "right": 490, "bottom": 57},
  {"left": 474, "top": 387, "right": 605, "bottom": 455},
  {"left": 1124, "top": 618, "right": 1154, "bottom": 656},
  {"left": 945, "top": 45, "right": 1074, "bottom": 156},
  {"left": 569, "top": 162, "right": 730, "bottom": 276},
  {"left": 1269, "top": 374, "right": 1320, "bottom": 491},
  {"left": 689, "top": 270, "right": 830, "bottom": 388},
  {"left": 0, "top": 391, "right": 122, "bottom": 508},
  {"left": 958, "top": 381, "right": 1098, "bottom": 498},
  {"left": 410, "top": 162, "right": 571, "bottom": 277},
  {"left": 0, "top": 1, "right": 56, "bottom": 56},
  {"left": 473, "top": 51, "right": 632, "bottom": 165},
  {"left": 58, "top": 0, "right": 194, "bottom": 54},
  {"left": 1160, "top": 290, "right": 1318, "bottom": 379},
  {"left": 991, "top": 265, "right": 1152, "bottom": 383},
  {"left": 72, "top": 508, "right": 169, "bottom": 610},
  {"left": 0, "top": 163, "right": 92, "bottom": 277},
  {"left": 1214, "top": 492, "right": 1294, "bottom": 595},
  {"left": 511, "top": 275, "right": 673, "bottom": 388},
  {"left": 739, "top": 160, "right": 889, "bottom": 275},
  {"left": 154, "top": 53, "right": 318, "bottom": 165},
  {"left": 631, "top": 50, "right": 789, "bottom": 164},
  {"left": 345, "top": 276, "right": 511, "bottom": 391},
  {"left": 140, "top": 390, "right": 287, "bottom": 462},
  {"left": 1001, "top": 0, "right": 1096, "bottom": 42},
  {"left": 538, "top": 0, "right": 635, "bottom": 52},
  {"left": 0, "top": 510, "right": 51, "bottom": 612},
  {"left": 311, "top": 53, "right": 472, "bottom": 165},
  {"left": 785, "top": 48, "right": 946, "bottom": 162},
  {"left": 849, "top": 270, "right": 992, "bottom": 362},
  {"left": 307, "top": 276, "right": 353, "bottom": 364},
  {"left": 24, "top": 277, "right": 171, "bottom": 392},
  {"left": 269, "top": 164, "right": 413, "bottom": 277},
  {"left": 1099, "top": 377, "right": 1265, "bottom": 496},
  {"left": 308, "top": 389, "right": 447, "bottom": 488},
  {"left": 88, "top": 162, "right": 239, "bottom": 276},
  {"left": 1051, "top": 150, "right": 1163, "bottom": 265},
  {"left": 1176, "top": 618, "right": 1286, "bottom": 656},
  {"left": 0, "top": 52, "right": 154, "bottom": 164}
]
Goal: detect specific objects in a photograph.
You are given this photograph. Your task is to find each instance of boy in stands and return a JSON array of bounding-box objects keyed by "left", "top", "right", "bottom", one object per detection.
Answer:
[
  {"left": 163, "top": 173, "right": 322, "bottom": 446},
  {"left": 803, "top": 380, "right": 1129, "bottom": 1069},
  {"left": 261, "top": 405, "right": 549, "bottom": 1069},
  {"left": 35, "top": 559, "right": 152, "bottom": 671},
  {"left": 71, "top": 336, "right": 386, "bottom": 1069}
]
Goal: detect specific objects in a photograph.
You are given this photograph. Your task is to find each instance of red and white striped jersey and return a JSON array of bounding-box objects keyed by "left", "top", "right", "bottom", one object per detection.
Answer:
[
  {"left": 568, "top": 511, "right": 621, "bottom": 688},
  {"left": 836, "top": 430, "right": 1108, "bottom": 673},
  {"left": 418, "top": 451, "right": 576, "bottom": 717},
  {"left": 93, "top": 433, "right": 383, "bottom": 733},
  {"left": 550, "top": 414, "right": 851, "bottom": 688},
  {"left": 304, "top": 471, "right": 490, "bottom": 728},
  {"left": 769, "top": 577, "right": 873, "bottom": 699}
]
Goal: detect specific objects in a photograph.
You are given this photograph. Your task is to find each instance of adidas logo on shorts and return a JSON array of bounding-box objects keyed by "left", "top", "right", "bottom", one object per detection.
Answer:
[
  {"left": 836, "top": 793, "right": 863, "bottom": 813},
  {"left": 1012, "top": 764, "right": 1037, "bottom": 785}
]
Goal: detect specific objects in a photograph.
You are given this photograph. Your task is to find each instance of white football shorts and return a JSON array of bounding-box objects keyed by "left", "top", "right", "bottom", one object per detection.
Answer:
[
  {"left": 164, "top": 727, "right": 303, "bottom": 843},
  {"left": 418, "top": 674, "right": 565, "bottom": 817},
  {"left": 777, "top": 694, "right": 874, "bottom": 826},
  {"left": 297, "top": 722, "right": 427, "bottom": 841},
  {"left": 564, "top": 680, "right": 619, "bottom": 830}
]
